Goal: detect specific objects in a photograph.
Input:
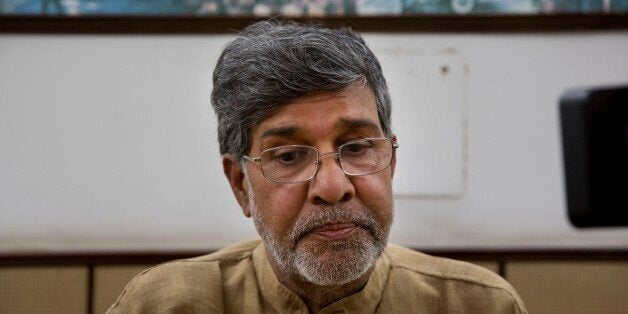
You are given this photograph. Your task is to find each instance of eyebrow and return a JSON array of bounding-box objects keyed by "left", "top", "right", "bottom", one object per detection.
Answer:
[
  {"left": 260, "top": 118, "right": 381, "bottom": 139},
  {"left": 261, "top": 126, "right": 301, "bottom": 138},
  {"left": 334, "top": 118, "right": 381, "bottom": 133}
]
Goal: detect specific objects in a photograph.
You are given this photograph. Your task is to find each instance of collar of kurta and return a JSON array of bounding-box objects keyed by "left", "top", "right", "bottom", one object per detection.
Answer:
[{"left": 252, "top": 242, "right": 391, "bottom": 313}]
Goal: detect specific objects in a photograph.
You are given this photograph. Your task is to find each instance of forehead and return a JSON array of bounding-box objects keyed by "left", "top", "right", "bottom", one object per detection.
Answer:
[{"left": 251, "top": 84, "right": 381, "bottom": 142}]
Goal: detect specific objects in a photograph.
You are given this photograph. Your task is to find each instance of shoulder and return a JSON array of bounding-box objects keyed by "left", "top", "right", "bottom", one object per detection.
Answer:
[
  {"left": 107, "top": 239, "right": 261, "bottom": 314},
  {"left": 382, "top": 244, "right": 528, "bottom": 314},
  {"left": 185, "top": 238, "right": 261, "bottom": 263},
  {"left": 385, "top": 244, "right": 509, "bottom": 289}
]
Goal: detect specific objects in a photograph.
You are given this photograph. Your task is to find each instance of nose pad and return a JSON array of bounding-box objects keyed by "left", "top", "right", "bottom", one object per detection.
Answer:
[{"left": 314, "top": 152, "right": 343, "bottom": 177}]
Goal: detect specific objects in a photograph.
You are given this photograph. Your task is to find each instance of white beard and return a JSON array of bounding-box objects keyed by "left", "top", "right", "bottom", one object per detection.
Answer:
[{"left": 245, "top": 178, "right": 391, "bottom": 286}]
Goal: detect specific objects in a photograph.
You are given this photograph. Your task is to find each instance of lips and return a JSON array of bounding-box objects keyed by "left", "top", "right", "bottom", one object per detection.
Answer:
[{"left": 311, "top": 222, "right": 357, "bottom": 240}]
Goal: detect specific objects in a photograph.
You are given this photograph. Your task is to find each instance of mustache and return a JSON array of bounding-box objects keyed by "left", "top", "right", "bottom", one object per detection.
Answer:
[{"left": 289, "top": 205, "right": 378, "bottom": 245}]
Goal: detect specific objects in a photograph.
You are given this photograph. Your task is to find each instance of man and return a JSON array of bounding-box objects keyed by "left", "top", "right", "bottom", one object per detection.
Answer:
[{"left": 108, "top": 21, "right": 527, "bottom": 313}]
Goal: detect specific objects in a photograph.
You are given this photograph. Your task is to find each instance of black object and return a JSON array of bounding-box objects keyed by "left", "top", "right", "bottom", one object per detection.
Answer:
[{"left": 560, "top": 85, "right": 628, "bottom": 227}]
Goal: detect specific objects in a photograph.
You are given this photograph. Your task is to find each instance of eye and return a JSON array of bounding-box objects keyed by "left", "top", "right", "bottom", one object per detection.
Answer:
[
  {"left": 342, "top": 140, "right": 372, "bottom": 156},
  {"left": 271, "top": 148, "right": 309, "bottom": 165}
]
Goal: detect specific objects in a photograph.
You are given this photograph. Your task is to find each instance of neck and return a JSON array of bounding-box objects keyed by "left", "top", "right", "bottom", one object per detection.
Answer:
[{"left": 267, "top": 250, "right": 374, "bottom": 313}]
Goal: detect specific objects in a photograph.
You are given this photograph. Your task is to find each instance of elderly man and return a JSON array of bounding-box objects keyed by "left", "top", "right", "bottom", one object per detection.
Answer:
[{"left": 108, "top": 21, "right": 527, "bottom": 313}]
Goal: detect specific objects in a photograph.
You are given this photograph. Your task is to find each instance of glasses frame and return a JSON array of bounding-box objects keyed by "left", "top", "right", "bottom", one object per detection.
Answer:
[{"left": 243, "top": 137, "right": 399, "bottom": 184}]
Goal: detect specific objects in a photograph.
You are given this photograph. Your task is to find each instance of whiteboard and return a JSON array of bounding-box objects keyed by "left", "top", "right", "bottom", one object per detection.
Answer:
[
  {"left": 1, "top": 32, "right": 628, "bottom": 252},
  {"left": 380, "top": 48, "right": 467, "bottom": 197}
]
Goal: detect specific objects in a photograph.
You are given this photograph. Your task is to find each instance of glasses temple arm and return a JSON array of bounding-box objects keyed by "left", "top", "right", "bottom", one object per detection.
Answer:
[{"left": 243, "top": 155, "right": 261, "bottom": 163}]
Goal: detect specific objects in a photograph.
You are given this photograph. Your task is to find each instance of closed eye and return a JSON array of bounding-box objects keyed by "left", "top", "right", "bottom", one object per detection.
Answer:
[
  {"left": 274, "top": 150, "right": 307, "bottom": 165},
  {"left": 341, "top": 140, "right": 373, "bottom": 156}
]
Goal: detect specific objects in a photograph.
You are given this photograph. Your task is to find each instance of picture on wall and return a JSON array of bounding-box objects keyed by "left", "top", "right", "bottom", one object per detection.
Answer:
[{"left": 1, "top": 0, "right": 627, "bottom": 16}]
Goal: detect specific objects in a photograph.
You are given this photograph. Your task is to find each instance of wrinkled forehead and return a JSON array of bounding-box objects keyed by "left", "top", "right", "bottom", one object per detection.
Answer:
[{"left": 250, "top": 84, "right": 382, "bottom": 144}]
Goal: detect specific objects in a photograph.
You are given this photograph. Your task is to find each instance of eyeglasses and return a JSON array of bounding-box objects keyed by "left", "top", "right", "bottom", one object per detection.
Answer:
[{"left": 243, "top": 138, "right": 398, "bottom": 183}]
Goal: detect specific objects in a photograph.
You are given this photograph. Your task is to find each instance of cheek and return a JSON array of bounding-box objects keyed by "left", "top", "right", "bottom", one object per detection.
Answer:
[
  {"left": 256, "top": 183, "right": 308, "bottom": 235},
  {"left": 351, "top": 172, "right": 394, "bottom": 221}
]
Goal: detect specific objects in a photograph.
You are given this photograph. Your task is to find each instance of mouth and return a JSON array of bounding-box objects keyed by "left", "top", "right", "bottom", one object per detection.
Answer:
[{"left": 310, "top": 222, "right": 358, "bottom": 240}]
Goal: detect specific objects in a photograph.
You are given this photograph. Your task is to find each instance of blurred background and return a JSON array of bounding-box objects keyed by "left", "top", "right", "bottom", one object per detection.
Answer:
[{"left": 1, "top": 1, "right": 627, "bottom": 313}]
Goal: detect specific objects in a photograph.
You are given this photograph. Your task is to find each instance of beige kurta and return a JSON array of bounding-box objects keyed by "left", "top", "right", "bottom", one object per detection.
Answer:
[{"left": 108, "top": 239, "right": 527, "bottom": 313}]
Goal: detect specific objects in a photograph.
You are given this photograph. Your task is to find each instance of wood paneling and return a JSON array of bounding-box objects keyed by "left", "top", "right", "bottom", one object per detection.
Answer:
[
  {"left": 507, "top": 261, "right": 628, "bottom": 314},
  {"left": 1, "top": 251, "right": 627, "bottom": 313},
  {"left": 1, "top": 14, "right": 627, "bottom": 34},
  {"left": 0, "top": 266, "right": 88, "bottom": 314},
  {"left": 93, "top": 265, "right": 153, "bottom": 314}
]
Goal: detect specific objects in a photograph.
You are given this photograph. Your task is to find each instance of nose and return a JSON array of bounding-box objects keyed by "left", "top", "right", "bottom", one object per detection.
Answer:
[{"left": 307, "top": 152, "right": 355, "bottom": 205}]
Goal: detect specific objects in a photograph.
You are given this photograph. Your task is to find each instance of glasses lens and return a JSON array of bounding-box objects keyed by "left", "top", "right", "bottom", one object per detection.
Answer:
[
  {"left": 339, "top": 138, "right": 393, "bottom": 176},
  {"left": 260, "top": 145, "right": 318, "bottom": 183}
]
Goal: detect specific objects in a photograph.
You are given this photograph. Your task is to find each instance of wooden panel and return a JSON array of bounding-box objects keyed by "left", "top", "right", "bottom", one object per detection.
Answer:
[
  {"left": 93, "top": 265, "right": 153, "bottom": 314},
  {"left": 507, "top": 261, "right": 628, "bottom": 314},
  {"left": 1, "top": 15, "right": 628, "bottom": 34},
  {"left": 2, "top": 249, "right": 626, "bottom": 266},
  {"left": 0, "top": 266, "right": 88, "bottom": 314}
]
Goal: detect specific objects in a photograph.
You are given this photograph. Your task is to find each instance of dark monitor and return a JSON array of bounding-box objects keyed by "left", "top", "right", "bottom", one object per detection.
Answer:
[{"left": 560, "top": 85, "right": 628, "bottom": 228}]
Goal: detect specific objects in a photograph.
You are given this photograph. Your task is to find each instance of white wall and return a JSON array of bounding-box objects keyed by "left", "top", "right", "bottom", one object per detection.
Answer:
[{"left": 1, "top": 31, "right": 627, "bottom": 252}]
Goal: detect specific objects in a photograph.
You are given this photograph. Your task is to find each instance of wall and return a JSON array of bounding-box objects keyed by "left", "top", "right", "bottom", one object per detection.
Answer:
[{"left": 1, "top": 31, "right": 628, "bottom": 252}]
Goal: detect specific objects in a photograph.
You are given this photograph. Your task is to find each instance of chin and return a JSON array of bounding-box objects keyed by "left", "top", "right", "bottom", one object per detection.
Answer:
[{"left": 293, "top": 232, "right": 383, "bottom": 286}]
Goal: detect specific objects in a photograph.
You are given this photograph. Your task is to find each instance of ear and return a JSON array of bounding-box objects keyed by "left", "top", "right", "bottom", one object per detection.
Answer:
[
  {"left": 390, "top": 135, "right": 397, "bottom": 179},
  {"left": 222, "top": 154, "right": 251, "bottom": 217}
]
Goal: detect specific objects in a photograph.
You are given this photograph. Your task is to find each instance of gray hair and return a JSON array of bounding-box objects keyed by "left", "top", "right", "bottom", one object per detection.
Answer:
[{"left": 211, "top": 20, "right": 392, "bottom": 162}]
